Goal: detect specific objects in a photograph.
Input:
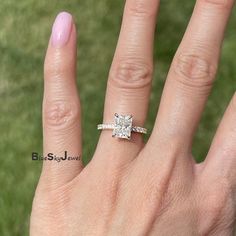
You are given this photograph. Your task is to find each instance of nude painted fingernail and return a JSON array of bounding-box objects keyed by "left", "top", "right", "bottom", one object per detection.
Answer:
[{"left": 51, "top": 12, "right": 72, "bottom": 47}]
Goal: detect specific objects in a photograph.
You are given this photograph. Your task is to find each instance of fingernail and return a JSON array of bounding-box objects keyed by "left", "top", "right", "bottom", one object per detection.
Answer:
[{"left": 51, "top": 12, "right": 72, "bottom": 47}]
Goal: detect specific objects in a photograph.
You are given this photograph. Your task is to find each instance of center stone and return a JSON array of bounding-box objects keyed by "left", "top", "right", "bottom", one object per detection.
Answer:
[{"left": 112, "top": 114, "right": 133, "bottom": 140}]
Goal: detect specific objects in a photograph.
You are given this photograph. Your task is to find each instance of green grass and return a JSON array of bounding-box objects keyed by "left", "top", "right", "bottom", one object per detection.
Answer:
[{"left": 0, "top": 0, "right": 235, "bottom": 235}]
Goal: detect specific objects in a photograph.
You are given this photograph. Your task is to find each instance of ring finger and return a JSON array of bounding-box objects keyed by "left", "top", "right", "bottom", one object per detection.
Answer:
[{"left": 94, "top": 0, "right": 160, "bottom": 164}]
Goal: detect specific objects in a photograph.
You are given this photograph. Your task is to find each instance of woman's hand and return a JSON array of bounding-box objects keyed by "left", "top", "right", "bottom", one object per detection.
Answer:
[{"left": 30, "top": 0, "right": 236, "bottom": 235}]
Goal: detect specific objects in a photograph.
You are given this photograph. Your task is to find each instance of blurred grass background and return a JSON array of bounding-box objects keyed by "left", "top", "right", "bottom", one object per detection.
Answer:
[{"left": 0, "top": 0, "right": 235, "bottom": 235}]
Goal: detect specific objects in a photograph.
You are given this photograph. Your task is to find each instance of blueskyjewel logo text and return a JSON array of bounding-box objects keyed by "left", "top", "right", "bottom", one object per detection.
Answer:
[{"left": 32, "top": 151, "right": 80, "bottom": 162}]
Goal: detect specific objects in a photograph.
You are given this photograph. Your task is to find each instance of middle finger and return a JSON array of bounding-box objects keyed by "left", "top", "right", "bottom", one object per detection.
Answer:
[{"left": 149, "top": 0, "right": 234, "bottom": 156}]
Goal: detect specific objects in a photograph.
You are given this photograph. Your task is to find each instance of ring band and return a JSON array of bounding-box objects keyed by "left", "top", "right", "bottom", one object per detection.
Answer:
[{"left": 97, "top": 113, "right": 147, "bottom": 140}]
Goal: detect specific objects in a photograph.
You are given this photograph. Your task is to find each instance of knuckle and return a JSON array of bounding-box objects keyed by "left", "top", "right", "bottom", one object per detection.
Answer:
[
  {"left": 43, "top": 100, "right": 80, "bottom": 129},
  {"left": 109, "top": 59, "right": 153, "bottom": 89},
  {"left": 127, "top": 0, "right": 156, "bottom": 18},
  {"left": 173, "top": 53, "right": 217, "bottom": 90}
]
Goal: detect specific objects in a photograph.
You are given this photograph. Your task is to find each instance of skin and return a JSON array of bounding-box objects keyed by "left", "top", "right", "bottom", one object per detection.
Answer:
[{"left": 30, "top": 0, "right": 236, "bottom": 235}]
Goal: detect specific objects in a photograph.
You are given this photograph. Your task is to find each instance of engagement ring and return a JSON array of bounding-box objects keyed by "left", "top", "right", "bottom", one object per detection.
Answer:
[{"left": 97, "top": 113, "right": 147, "bottom": 140}]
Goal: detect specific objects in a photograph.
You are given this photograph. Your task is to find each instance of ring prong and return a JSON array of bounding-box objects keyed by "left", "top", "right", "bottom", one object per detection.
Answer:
[{"left": 128, "top": 115, "right": 133, "bottom": 119}]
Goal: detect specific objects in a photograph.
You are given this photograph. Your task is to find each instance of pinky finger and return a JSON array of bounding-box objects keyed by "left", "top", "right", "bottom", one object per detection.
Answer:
[{"left": 39, "top": 12, "right": 83, "bottom": 190}]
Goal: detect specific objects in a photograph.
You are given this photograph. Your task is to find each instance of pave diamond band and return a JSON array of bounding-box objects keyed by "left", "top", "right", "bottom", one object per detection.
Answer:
[
  {"left": 97, "top": 124, "right": 147, "bottom": 134},
  {"left": 97, "top": 113, "right": 147, "bottom": 140}
]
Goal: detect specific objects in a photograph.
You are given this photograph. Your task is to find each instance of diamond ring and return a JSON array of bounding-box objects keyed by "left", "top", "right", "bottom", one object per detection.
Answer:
[{"left": 97, "top": 113, "right": 147, "bottom": 140}]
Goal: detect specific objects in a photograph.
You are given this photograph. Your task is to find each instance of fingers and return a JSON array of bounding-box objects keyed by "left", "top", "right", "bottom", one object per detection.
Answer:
[
  {"left": 203, "top": 92, "right": 236, "bottom": 184},
  {"left": 40, "top": 12, "right": 82, "bottom": 189},
  {"left": 95, "top": 0, "right": 160, "bottom": 163},
  {"left": 149, "top": 0, "right": 234, "bottom": 153}
]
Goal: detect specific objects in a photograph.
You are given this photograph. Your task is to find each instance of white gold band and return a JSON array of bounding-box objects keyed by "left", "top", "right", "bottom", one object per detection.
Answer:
[{"left": 97, "top": 124, "right": 147, "bottom": 134}]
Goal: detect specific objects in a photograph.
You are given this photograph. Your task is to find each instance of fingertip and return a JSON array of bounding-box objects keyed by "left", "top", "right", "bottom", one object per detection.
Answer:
[
  {"left": 51, "top": 11, "right": 73, "bottom": 47},
  {"left": 45, "top": 12, "right": 77, "bottom": 78}
]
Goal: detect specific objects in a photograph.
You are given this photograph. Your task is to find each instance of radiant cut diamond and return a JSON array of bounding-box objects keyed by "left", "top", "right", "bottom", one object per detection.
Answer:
[{"left": 112, "top": 114, "right": 133, "bottom": 140}]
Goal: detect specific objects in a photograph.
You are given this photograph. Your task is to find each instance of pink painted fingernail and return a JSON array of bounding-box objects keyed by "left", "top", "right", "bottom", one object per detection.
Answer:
[{"left": 51, "top": 12, "right": 72, "bottom": 47}]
